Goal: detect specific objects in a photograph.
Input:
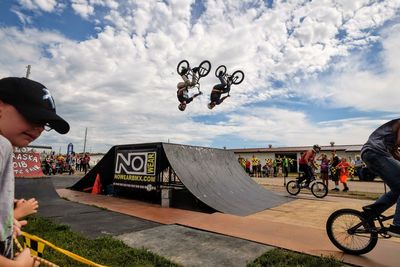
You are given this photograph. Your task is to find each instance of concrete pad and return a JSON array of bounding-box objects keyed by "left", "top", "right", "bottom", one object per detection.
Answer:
[{"left": 117, "top": 225, "right": 272, "bottom": 267}]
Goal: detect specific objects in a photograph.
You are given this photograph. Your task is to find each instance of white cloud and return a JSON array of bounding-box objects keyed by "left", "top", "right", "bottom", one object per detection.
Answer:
[
  {"left": 1, "top": 0, "right": 400, "bottom": 152},
  {"left": 18, "top": 0, "right": 58, "bottom": 12}
]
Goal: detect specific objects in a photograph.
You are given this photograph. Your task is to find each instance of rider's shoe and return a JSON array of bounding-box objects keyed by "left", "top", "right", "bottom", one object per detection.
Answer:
[
  {"left": 192, "top": 67, "right": 199, "bottom": 73},
  {"left": 331, "top": 188, "right": 339, "bottom": 191},
  {"left": 342, "top": 187, "right": 349, "bottom": 192},
  {"left": 387, "top": 225, "right": 400, "bottom": 237},
  {"left": 180, "top": 67, "right": 188, "bottom": 76}
]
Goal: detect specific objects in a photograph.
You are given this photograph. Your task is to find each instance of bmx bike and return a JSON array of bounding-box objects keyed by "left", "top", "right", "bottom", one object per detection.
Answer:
[
  {"left": 177, "top": 59, "right": 211, "bottom": 92},
  {"left": 326, "top": 208, "right": 395, "bottom": 255},
  {"left": 215, "top": 65, "right": 244, "bottom": 91},
  {"left": 286, "top": 174, "right": 328, "bottom": 198}
]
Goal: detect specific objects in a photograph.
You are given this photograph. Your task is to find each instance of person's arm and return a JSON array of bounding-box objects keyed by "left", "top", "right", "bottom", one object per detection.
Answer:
[
  {"left": 391, "top": 120, "right": 400, "bottom": 160},
  {"left": 219, "top": 95, "right": 230, "bottom": 103}
]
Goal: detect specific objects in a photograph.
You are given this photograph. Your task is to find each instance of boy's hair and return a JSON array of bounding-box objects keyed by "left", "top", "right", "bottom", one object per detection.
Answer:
[{"left": 0, "top": 77, "right": 69, "bottom": 134}]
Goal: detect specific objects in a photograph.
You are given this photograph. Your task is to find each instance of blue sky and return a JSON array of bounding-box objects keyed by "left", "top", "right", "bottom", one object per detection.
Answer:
[{"left": 0, "top": 0, "right": 399, "bottom": 153}]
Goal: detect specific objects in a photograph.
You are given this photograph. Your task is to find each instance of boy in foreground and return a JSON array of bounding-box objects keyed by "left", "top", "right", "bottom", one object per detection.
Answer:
[{"left": 0, "top": 77, "right": 69, "bottom": 266}]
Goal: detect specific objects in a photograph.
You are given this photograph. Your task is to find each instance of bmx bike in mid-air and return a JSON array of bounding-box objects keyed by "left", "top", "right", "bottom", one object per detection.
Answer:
[
  {"left": 215, "top": 65, "right": 244, "bottom": 95},
  {"left": 177, "top": 59, "right": 211, "bottom": 92}
]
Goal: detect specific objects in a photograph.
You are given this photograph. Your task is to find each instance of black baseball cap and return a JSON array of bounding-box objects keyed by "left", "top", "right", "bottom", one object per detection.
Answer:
[{"left": 0, "top": 77, "right": 70, "bottom": 134}]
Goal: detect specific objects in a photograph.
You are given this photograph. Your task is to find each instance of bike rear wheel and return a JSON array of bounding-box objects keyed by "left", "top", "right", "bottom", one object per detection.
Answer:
[
  {"left": 231, "top": 70, "right": 244, "bottom": 84},
  {"left": 326, "top": 209, "right": 378, "bottom": 255},
  {"left": 286, "top": 180, "right": 300, "bottom": 195},
  {"left": 215, "top": 65, "right": 227, "bottom": 77},
  {"left": 198, "top": 60, "right": 211, "bottom": 77},
  {"left": 177, "top": 60, "right": 190, "bottom": 75},
  {"left": 311, "top": 181, "right": 328, "bottom": 198}
]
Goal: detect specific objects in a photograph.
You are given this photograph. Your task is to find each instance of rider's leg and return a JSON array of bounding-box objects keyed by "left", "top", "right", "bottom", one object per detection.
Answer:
[
  {"left": 190, "top": 72, "right": 198, "bottom": 87},
  {"left": 362, "top": 150, "right": 400, "bottom": 224}
]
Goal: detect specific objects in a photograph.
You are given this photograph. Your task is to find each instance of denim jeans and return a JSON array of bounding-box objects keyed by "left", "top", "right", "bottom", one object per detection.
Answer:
[{"left": 362, "top": 150, "right": 400, "bottom": 225}]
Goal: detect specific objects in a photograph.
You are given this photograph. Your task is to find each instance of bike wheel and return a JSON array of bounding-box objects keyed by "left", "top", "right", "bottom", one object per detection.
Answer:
[
  {"left": 177, "top": 60, "right": 190, "bottom": 75},
  {"left": 198, "top": 60, "right": 211, "bottom": 77},
  {"left": 326, "top": 209, "right": 378, "bottom": 255},
  {"left": 286, "top": 180, "right": 300, "bottom": 196},
  {"left": 215, "top": 65, "right": 227, "bottom": 77},
  {"left": 231, "top": 70, "right": 244, "bottom": 84},
  {"left": 311, "top": 181, "right": 328, "bottom": 198}
]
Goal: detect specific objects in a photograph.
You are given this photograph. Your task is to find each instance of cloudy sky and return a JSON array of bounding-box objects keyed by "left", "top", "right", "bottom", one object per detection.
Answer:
[{"left": 0, "top": 0, "right": 399, "bottom": 153}]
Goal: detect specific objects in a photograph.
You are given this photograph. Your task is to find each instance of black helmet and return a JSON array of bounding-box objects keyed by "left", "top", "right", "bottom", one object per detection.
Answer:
[{"left": 313, "top": 144, "right": 321, "bottom": 151}]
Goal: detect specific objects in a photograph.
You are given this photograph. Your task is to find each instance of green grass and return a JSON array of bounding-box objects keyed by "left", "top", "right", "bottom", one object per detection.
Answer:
[
  {"left": 18, "top": 216, "right": 182, "bottom": 267},
  {"left": 247, "top": 248, "right": 343, "bottom": 267}
]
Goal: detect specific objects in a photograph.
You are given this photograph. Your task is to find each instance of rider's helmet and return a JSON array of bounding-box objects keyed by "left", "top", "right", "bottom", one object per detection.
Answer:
[
  {"left": 313, "top": 144, "right": 321, "bottom": 152},
  {"left": 178, "top": 102, "right": 186, "bottom": 111},
  {"left": 207, "top": 102, "right": 215, "bottom": 110}
]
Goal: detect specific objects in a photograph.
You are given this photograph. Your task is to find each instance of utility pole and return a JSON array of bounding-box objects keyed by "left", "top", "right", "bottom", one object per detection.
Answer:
[
  {"left": 83, "top": 127, "right": 87, "bottom": 154},
  {"left": 25, "top": 65, "right": 31, "bottom": 78}
]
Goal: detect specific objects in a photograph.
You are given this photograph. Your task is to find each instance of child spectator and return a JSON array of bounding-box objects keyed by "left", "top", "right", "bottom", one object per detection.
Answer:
[
  {"left": 336, "top": 158, "right": 351, "bottom": 192},
  {"left": 0, "top": 77, "right": 69, "bottom": 265}
]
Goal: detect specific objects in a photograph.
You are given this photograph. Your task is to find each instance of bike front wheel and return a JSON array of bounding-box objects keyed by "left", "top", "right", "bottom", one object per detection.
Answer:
[
  {"left": 231, "top": 70, "right": 244, "bottom": 84},
  {"left": 198, "top": 60, "right": 211, "bottom": 77},
  {"left": 215, "top": 65, "right": 227, "bottom": 77},
  {"left": 311, "top": 181, "right": 328, "bottom": 198},
  {"left": 326, "top": 209, "right": 378, "bottom": 255},
  {"left": 286, "top": 180, "right": 300, "bottom": 196},
  {"left": 177, "top": 60, "right": 190, "bottom": 75}
]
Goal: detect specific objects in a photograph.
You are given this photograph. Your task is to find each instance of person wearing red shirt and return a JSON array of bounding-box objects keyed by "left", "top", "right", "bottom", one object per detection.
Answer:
[{"left": 297, "top": 144, "right": 321, "bottom": 187}]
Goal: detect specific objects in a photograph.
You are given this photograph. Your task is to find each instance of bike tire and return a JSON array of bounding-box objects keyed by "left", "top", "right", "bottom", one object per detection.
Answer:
[
  {"left": 177, "top": 60, "right": 190, "bottom": 75},
  {"left": 198, "top": 60, "right": 211, "bottom": 77},
  {"left": 286, "top": 180, "right": 300, "bottom": 196},
  {"left": 231, "top": 70, "right": 244, "bottom": 84},
  {"left": 215, "top": 65, "right": 227, "bottom": 77},
  {"left": 326, "top": 209, "right": 378, "bottom": 255},
  {"left": 311, "top": 181, "right": 328, "bottom": 198}
]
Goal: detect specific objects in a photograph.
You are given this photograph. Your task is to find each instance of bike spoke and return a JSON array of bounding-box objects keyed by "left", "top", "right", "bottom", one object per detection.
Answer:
[{"left": 332, "top": 214, "right": 372, "bottom": 251}]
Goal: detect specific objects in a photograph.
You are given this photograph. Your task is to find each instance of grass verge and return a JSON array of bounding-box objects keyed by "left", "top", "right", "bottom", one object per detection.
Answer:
[
  {"left": 247, "top": 248, "right": 344, "bottom": 267},
  {"left": 18, "top": 216, "right": 182, "bottom": 267}
]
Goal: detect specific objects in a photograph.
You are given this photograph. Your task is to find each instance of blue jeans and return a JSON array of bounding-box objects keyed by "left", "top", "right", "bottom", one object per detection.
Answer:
[{"left": 362, "top": 150, "right": 400, "bottom": 225}]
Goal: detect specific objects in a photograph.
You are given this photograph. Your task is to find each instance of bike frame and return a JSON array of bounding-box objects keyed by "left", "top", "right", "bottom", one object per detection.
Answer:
[{"left": 350, "top": 213, "right": 394, "bottom": 237}]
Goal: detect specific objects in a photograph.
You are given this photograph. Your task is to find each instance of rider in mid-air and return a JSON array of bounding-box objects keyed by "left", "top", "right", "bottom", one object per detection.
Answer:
[
  {"left": 361, "top": 118, "right": 400, "bottom": 237},
  {"left": 177, "top": 67, "right": 202, "bottom": 111},
  {"left": 207, "top": 71, "right": 231, "bottom": 110}
]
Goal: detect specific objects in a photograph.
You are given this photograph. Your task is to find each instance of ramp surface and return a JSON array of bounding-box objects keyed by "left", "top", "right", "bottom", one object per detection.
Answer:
[{"left": 162, "top": 143, "right": 289, "bottom": 216}]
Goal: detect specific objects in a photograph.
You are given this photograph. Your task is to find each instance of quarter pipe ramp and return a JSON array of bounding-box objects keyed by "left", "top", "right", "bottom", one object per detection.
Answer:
[{"left": 72, "top": 142, "right": 290, "bottom": 216}]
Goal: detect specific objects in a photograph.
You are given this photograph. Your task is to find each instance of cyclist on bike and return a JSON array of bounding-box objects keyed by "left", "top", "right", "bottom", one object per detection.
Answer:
[
  {"left": 361, "top": 118, "right": 400, "bottom": 237},
  {"left": 207, "top": 71, "right": 231, "bottom": 110},
  {"left": 177, "top": 67, "right": 202, "bottom": 111},
  {"left": 297, "top": 144, "right": 321, "bottom": 187}
]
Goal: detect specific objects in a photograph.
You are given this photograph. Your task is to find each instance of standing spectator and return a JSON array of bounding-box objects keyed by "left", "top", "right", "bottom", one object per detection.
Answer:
[
  {"left": 245, "top": 158, "right": 251, "bottom": 174},
  {"left": 319, "top": 154, "right": 330, "bottom": 188},
  {"left": 82, "top": 153, "right": 91, "bottom": 174},
  {"left": 354, "top": 155, "right": 363, "bottom": 178},
  {"left": 282, "top": 156, "right": 290, "bottom": 178},
  {"left": 251, "top": 155, "right": 259, "bottom": 177},
  {"left": 336, "top": 158, "right": 351, "bottom": 192},
  {"left": 330, "top": 152, "right": 340, "bottom": 191}
]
